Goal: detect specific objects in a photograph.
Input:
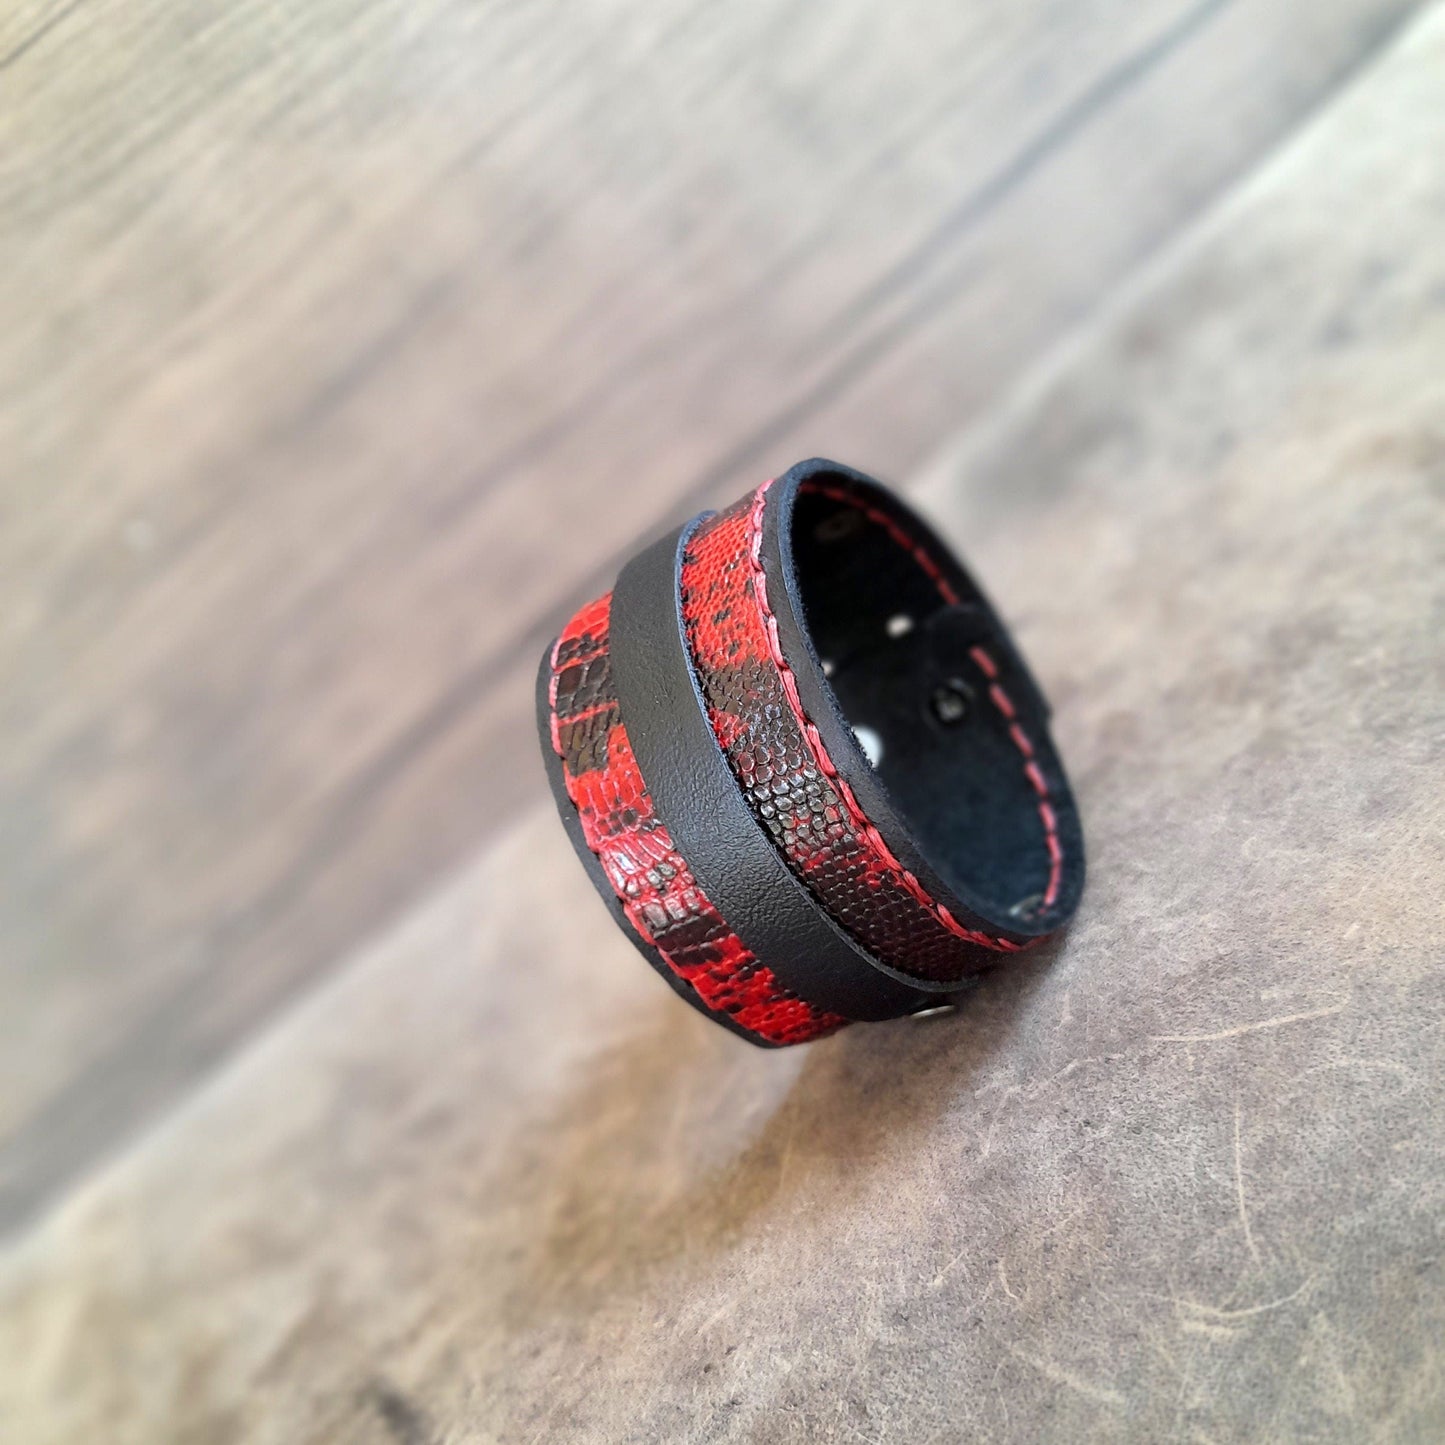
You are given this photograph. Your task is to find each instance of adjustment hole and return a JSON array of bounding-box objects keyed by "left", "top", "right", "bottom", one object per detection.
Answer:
[
  {"left": 929, "top": 679, "right": 973, "bottom": 726},
  {"left": 815, "top": 509, "right": 862, "bottom": 543},
  {"left": 853, "top": 724, "right": 884, "bottom": 767},
  {"left": 886, "top": 613, "right": 913, "bottom": 638}
]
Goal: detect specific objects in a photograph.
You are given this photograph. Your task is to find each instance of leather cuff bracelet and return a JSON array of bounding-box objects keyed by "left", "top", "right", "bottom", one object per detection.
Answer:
[{"left": 537, "top": 458, "right": 1084, "bottom": 1047}]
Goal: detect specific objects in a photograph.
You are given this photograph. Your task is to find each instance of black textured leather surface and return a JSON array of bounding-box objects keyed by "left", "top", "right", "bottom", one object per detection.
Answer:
[{"left": 761, "top": 459, "right": 1085, "bottom": 941}]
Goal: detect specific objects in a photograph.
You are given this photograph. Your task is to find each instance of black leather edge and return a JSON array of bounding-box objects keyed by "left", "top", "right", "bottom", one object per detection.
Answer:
[
  {"left": 609, "top": 518, "right": 946, "bottom": 1021},
  {"left": 534, "top": 643, "right": 774, "bottom": 1046},
  {"left": 759, "top": 458, "right": 1086, "bottom": 947}
]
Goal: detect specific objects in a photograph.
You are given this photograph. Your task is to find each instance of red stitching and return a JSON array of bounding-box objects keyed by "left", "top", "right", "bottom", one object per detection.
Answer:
[
  {"left": 747, "top": 481, "right": 1020, "bottom": 952},
  {"left": 793, "top": 479, "right": 1065, "bottom": 916},
  {"left": 800, "top": 479, "right": 961, "bottom": 606}
]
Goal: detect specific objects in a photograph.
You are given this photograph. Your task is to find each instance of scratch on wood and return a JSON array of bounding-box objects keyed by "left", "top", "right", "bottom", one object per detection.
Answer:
[
  {"left": 1233, "top": 1094, "right": 1262, "bottom": 1264},
  {"left": 929, "top": 1247, "right": 972, "bottom": 1291},
  {"left": 998, "top": 1258, "right": 1021, "bottom": 1302},
  {"left": 1006, "top": 1345, "right": 1126, "bottom": 1409},
  {"left": 1176, "top": 1275, "right": 1318, "bottom": 1322},
  {"left": 992, "top": 1358, "right": 1012, "bottom": 1437},
  {"left": 1151, "top": 1002, "right": 1346, "bottom": 1044}
]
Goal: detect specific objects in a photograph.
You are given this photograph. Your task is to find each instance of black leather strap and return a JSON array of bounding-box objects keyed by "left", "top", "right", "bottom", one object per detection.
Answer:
[
  {"left": 540, "top": 458, "right": 1084, "bottom": 1044},
  {"left": 534, "top": 645, "right": 771, "bottom": 1045},
  {"left": 609, "top": 518, "right": 945, "bottom": 1021},
  {"left": 759, "top": 459, "right": 1085, "bottom": 943}
]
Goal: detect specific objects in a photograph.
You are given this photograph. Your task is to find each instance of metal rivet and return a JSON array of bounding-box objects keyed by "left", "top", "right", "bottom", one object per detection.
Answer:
[{"left": 909, "top": 1003, "right": 957, "bottom": 1021}]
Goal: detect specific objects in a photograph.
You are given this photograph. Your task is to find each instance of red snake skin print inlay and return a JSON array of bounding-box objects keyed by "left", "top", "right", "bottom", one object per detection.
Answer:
[{"left": 547, "top": 592, "right": 845, "bottom": 1045}]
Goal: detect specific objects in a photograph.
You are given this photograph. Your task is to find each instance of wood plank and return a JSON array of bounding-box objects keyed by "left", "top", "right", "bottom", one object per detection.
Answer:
[
  {"left": 3, "top": 8, "right": 1442, "bottom": 1438},
  {"left": 0, "top": 0, "right": 1425, "bottom": 1229}
]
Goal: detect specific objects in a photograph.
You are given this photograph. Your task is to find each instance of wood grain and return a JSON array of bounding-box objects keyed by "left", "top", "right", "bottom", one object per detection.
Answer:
[
  {"left": 2, "top": 9, "right": 1441, "bottom": 1434},
  {"left": 0, "top": 0, "right": 1425, "bottom": 1230}
]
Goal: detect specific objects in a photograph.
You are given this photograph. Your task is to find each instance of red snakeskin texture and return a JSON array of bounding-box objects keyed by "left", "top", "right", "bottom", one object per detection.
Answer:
[
  {"left": 547, "top": 592, "right": 845, "bottom": 1045},
  {"left": 679, "top": 483, "right": 1025, "bottom": 984}
]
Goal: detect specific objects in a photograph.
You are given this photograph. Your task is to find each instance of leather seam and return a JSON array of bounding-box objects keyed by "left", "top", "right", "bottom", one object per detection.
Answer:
[
  {"left": 797, "top": 477, "right": 1065, "bottom": 915},
  {"left": 746, "top": 480, "right": 1021, "bottom": 953}
]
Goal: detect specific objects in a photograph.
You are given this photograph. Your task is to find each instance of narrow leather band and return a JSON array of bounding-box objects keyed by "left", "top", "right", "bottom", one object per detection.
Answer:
[
  {"left": 539, "top": 459, "right": 1084, "bottom": 1046},
  {"left": 540, "top": 587, "right": 841, "bottom": 1046},
  {"left": 535, "top": 644, "right": 789, "bottom": 1046},
  {"left": 749, "top": 461, "right": 1083, "bottom": 967},
  {"left": 610, "top": 519, "right": 938, "bottom": 1021}
]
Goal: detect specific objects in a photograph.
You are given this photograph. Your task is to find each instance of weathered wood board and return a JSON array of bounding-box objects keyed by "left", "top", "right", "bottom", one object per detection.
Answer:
[
  {"left": 2, "top": 6, "right": 1441, "bottom": 1439},
  {"left": 0, "top": 0, "right": 1427, "bottom": 1230}
]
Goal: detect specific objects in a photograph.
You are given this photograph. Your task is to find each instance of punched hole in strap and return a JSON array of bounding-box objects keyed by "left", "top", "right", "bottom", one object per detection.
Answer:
[{"left": 822, "top": 597, "right": 1061, "bottom": 929}]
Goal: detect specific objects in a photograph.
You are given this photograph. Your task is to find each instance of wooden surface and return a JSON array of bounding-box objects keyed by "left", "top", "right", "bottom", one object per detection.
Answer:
[
  {"left": 3, "top": 5, "right": 1442, "bottom": 1439},
  {"left": 0, "top": 0, "right": 1427, "bottom": 1234}
]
